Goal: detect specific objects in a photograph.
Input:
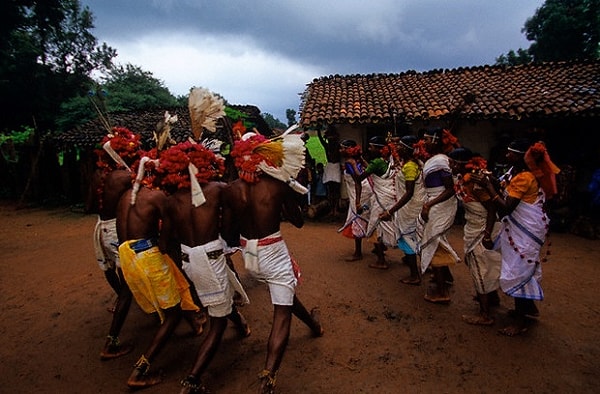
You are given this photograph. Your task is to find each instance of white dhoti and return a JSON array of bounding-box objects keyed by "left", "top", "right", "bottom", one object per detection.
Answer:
[
  {"left": 181, "top": 239, "right": 249, "bottom": 317},
  {"left": 93, "top": 216, "right": 120, "bottom": 270},
  {"left": 240, "top": 231, "right": 298, "bottom": 306}
]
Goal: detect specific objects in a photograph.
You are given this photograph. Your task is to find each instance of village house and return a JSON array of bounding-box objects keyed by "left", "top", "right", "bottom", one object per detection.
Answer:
[{"left": 298, "top": 60, "right": 600, "bottom": 231}]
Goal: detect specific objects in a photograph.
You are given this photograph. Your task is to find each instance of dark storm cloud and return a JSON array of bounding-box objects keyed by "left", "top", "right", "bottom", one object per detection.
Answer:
[{"left": 80, "top": 0, "right": 543, "bottom": 120}]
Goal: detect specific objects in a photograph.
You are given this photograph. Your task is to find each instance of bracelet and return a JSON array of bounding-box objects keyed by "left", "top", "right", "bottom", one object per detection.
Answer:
[{"left": 491, "top": 194, "right": 499, "bottom": 202}]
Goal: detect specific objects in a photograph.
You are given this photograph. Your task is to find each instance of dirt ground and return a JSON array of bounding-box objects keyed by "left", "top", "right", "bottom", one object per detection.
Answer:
[{"left": 1, "top": 201, "right": 599, "bottom": 394}]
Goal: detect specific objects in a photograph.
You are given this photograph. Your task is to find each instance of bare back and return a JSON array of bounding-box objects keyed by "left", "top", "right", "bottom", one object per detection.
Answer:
[
  {"left": 116, "top": 187, "right": 166, "bottom": 242},
  {"left": 98, "top": 169, "right": 132, "bottom": 220},
  {"left": 162, "top": 182, "right": 224, "bottom": 248},
  {"left": 223, "top": 176, "right": 303, "bottom": 242}
]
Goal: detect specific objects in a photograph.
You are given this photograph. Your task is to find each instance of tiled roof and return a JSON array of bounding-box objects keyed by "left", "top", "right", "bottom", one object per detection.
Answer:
[
  {"left": 54, "top": 105, "right": 273, "bottom": 149},
  {"left": 299, "top": 61, "right": 600, "bottom": 128}
]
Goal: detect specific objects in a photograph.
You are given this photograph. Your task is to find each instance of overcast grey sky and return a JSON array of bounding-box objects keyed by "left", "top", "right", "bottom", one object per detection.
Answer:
[{"left": 81, "top": 0, "right": 544, "bottom": 121}]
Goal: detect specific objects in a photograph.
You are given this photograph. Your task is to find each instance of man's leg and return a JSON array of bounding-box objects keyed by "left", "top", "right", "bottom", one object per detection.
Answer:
[
  {"left": 180, "top": 316, "right": 228, "bottom": 394},
  {"left": 291, "top": 295, "right": 324, "bottom": 337},
  {"left": 127, "top": 305, "right": 182, "bottom": 388},
  {"left": 104, "top": 267, "right": 122, "bottom": 296},
  {"left": 259, "top": 305, "right": 292, "bottom": 393},
  {"left": 228, "top": 305, "right": 251, "bottom": 338},
  {"left": 100, "top": 270, "right": 133, "bottom": 360}
]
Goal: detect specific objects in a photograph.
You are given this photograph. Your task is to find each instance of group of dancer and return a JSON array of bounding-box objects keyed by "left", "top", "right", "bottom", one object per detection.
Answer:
[
  {"left": 91, "top": 90, "right": 323, "bottom": 393},
  {"left": 338, "top": 127, "right": 559, "bottom": 336}
]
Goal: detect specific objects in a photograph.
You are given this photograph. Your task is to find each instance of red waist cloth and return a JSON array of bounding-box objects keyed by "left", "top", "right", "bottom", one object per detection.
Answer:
[{"left": 239, "top": 236, "right": 283, "bottom": 247}]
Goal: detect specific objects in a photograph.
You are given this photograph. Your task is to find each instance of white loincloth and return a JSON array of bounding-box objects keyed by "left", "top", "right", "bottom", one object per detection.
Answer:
[
  {"left": 240, "top": 231, "right": 297, "bottom": 306},
  {"left": 181, "top": 239, "right": 249, "bottom": 318},
  {"left": 93, "top": 216, "right": 120, "bottom": 270}
]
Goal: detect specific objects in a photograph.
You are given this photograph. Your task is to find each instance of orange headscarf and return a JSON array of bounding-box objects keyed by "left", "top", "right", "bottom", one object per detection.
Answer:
[{"left": 524, "top": 141, "right": 560, "bottom": 199}]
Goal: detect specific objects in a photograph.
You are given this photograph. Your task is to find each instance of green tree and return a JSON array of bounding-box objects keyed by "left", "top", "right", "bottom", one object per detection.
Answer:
[
  {"left": 496, "top": 0, "right": 600, "bottom": 65},
  {"left": 56, "top": 63, "right": 180, "bottom": 132},
  {"left": 0, "top": 0, "right": 116, "bottom": 203},
  {"left": 286, "top": 108, "right": 297, "bottom": 127},
  {"left": 0, "top": 0, "right": 116, "bottom": 132},
  {"left": 495, "top": 48, "right": 533, "bottom": 66},
  {"left": 262, "top": 113, "right": 286, "bottom": 130}
]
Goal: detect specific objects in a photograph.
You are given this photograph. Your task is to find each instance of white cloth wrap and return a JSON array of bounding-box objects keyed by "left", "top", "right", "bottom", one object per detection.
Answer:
[
  {"left": 417, "top": 185, "right": 460, "bottom": 273},
  {"left": 240, "top": 231, "right": 297, "bottom": 306},
  {"left": 181, "top": 239, "right": 249, "bottom": 317},
  {"left": 395, "top": 162, "right": 426, "bottom": 254},
  {"left": 366, "top": 163, "right": 398, "bottom": 246},
  {"left": 93, "top": 216, "right": 120, "bottom": 270},
  {"left": 423, "top": 154, "right": 450, "bottom": 178},
  {"left": 462, "top": 201, "right": 501, "bottom": 294},
  {"left": 497, "top": 194, "right": 547, "bottom": 300},
  {"left": 342, "top": 172, "right": 372, "bottom": 238},
  {"left": 188, "top": 163, "right": 206, "bottom": 207},
  {"left": 323, "top": 162, "right": 341, "bottom": 183}
]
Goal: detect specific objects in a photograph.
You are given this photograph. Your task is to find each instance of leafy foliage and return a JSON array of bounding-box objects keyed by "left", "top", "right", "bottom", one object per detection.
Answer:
[
  {"left": 56, "top": 64, "right": 179, "bottom": 132},
  {"left": 286, "top": 108, "right": 297, "bottom": 127},
  {"left": 495, "top": 49, "right": 533, "bottom": 66},
  {"left": 0, "top": 0, "right": 117, "bottom": 132},
  {"left": 262, "top": 113, "right": 286, "bottom": 130},
  {"left": 496, "top": 0, "right": 599, "bottom": 65}
]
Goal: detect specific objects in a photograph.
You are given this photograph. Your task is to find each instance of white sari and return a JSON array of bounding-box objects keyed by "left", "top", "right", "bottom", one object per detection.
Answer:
[{"left": 496, "top": 192, "right": 547, "bottom": 300}]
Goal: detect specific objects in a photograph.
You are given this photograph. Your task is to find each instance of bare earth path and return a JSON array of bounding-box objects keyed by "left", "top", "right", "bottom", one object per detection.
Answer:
[{"left": 1, "top": 201, "right": 599, "bottom": 393}]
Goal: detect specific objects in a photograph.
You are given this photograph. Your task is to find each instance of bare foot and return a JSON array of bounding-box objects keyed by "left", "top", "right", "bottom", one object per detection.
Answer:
[
  {"left": 345, "top": 254, "right": 363, "bottom": 262},
  {"left": 183, "top": 309, "right": 207, "bottom": 336},
  {"left": 127, "top": 362, "right": 162, "bottom": 389},
  {"left": 100, "top": 339, "right": 134, "bottom": 361},
  {"left": 462, "top": 314, "right": 494, "bottom": 326},
  {"left": 369, "top": 262, "right": 389, "bottom": 270},
  {"left": 258, "top": 370, "right": 277, "bottom": 394},
  {"left": 498, "top": 324, "right": 528, "bottom": 337},
  {"left": 233, "top": 291, "right": 245, "bottom": 307},
  {"left": 179, "top": 375, "right": 209, "bottom": 394},
  {"left": 400, "top": 276, "right": 421, "bottom": 286},
  {"left": 310, "top": 307, "right": 324, "bottom": 337},
  {"left": 424, "top": 288, "right": 450, "bottom": 304},
  {"left": 236, "top": 312, "right": 252, "bottom": 339}
]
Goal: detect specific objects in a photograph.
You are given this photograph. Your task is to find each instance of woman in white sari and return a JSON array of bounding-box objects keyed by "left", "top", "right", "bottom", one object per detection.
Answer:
[
  {"left": 380, "top": 135, "right": 426, "bottom": 284},
  {"left": 472, "top": 138, "right": 559, "bottom": 336},
  {"left": 355, "top": 135, "right": 398, "bottom": 269},
  {"left": 416, "top": 128, "right": 461, "bottom": 304},
  {"left": 339, "top": 139, "right": 372, "bottom": 261}
]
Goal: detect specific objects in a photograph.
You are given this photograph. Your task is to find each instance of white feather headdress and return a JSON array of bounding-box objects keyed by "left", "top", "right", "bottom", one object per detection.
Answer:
[{"left": 188, "top": 87, "right": 225, "bottom": 140}]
